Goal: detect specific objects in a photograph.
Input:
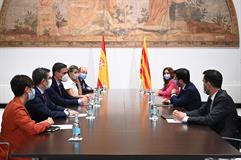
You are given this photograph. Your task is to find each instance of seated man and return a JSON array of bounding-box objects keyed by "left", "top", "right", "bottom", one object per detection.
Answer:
[
  {"left": 164, "top": 68, "right": 201, "bottom": 111},
  {"left": 78, "top": 66, "right": 94, "bottom": 94},
  {"left": 46, "top": 62, "right": 88, "bottom": 107},
  {"left": 0, "top": 75, "right": 53, "bottom": 159},
  {"left": 173, "top": 69, "right": 238, "bottom": 138},
  {"left": 26, "top": 68, "right": 79, "bottom": 122}
]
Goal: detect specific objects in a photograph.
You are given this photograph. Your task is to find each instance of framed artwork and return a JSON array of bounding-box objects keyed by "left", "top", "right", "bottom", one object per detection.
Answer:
[{"left": 0, "top": 0, "right": 239, "bottom": 47}]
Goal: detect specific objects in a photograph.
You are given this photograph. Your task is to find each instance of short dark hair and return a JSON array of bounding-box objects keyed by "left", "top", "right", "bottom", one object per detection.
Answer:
[
  {"left": 52, "top": 63, "right": 67, "bottom": 76},
  {"left": 32, "top": 68, "right": 50, "bottom": 85},
  {"left": 175, "top": 68, "right": 190, "bottom": 83},
  {"left": 203, "top": 70, "right": 223, "bottom": 88},
  {"left": 10, "top": 75, "right": 34, "bottom": 96}
]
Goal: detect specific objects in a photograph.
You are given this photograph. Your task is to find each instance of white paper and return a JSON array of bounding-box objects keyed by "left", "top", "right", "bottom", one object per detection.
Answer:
[
  {"left": 52, "top": 124, "right": 73, "bottom": 130},
  {"left": 166, "top": 119, "right": 182, "bottom": 123},
  {"left": 70, "top": 113, "right": 87, "bottom": 118},
  {"left": 86, "top": 116, "right": 96, "bottom": 120},
  {"left": 68, "top": 137, "right": 83, "bottom": 141}
]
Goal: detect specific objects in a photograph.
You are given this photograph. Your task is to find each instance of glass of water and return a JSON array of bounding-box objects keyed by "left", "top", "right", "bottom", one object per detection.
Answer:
[
  {"left": 86, "top": 102, "right": 95, "bottom": 120},
  {"left": 148, "top": 91, "right": 156, "bottom": 105}
]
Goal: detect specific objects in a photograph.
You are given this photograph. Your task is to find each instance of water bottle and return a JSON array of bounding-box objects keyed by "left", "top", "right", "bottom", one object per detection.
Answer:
[
  {"left": 149, "top": 103, "right": 153, "bottom": 116},
  {"left": 148, "top": 91, "right": 155, "bottom": 104},
  {"left": 151, "top": 105, "right": 159, "bottom": 121},
  {"left": 94, "top": 89, "right": 101, "bottom": 107},
  {"left": 86, "top": 100, "right": 95, "bottom": 120},
  {"left": 149, "top": 104, "right": 158, "bottom": 121},
  {"left": 72, "top": 114, "right": 81, "bottom": 139}
]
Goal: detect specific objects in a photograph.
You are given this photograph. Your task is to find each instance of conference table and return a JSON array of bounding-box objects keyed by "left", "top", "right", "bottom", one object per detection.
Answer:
[{"left": 12, "top": 89, "right": 241, "bottom": 160}]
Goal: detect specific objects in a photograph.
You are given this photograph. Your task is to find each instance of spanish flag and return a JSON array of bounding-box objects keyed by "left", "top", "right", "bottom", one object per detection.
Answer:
[
  {"left": 140, "top": 36, "right": 152, "bottom": 90},
  {"left": 97, "top": 36, "right": 110, "bottom": 89}
]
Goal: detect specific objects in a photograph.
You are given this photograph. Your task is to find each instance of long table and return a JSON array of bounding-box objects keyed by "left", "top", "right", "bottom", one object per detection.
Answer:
[{"left": 12, "top": 89, "right": 241, "bottom": 160}]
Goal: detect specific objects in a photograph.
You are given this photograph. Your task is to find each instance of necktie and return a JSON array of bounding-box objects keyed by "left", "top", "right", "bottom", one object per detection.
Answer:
[
  {"left": 207, "top": 96, "right": 213, "bottom": 112},
  {"left": 58, "top": 84, "right": 63, "bottom": 96},
  {"left": 42, "top": 93, "right": 47, "bottom": 104}
]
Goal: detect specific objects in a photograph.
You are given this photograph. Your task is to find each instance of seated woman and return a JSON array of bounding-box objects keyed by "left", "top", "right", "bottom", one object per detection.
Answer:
[
  {"left": 156, "top": 67, "right": 179, "bottom": 99},
  {"left": 0, "top": 75, "right": 53, "bottom": 160},
  {"left": 63, "top": 65, "right": 87, "bottom": 98}
]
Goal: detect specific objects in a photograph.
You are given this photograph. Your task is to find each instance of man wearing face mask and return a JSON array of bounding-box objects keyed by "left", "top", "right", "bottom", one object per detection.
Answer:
[
  {"left": 164, "top": 68, "right": 201, "bottom": 111},
  {"left": 26, "top": 68, "right": 79, "bottom": 122},
  {"left": 173, "top": 70, "right": 238, "bottom": 138},
  {"left": 0, "top": 75, "right": 53, "bottom": 160},
  {"left": 78, "top": 66, "right": 93, "bottom": 94},
  {"left": 46, "top": 62, "right": 89, "bottom": 107}
]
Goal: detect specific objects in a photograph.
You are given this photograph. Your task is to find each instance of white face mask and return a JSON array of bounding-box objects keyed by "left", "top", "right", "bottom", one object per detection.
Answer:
[
  {"left": 79, "top": 73, "right": 87, "bottom": 80},
  {"left": 28, "top": 88, "right": 35, "bottom": 101},
  {"left": 164, "top": 74, "right": 171, "bottom": 80},
  {"left": 47, "top": 79, "right": 52, "bottom": 88},
  {"left": 61, "top": 74, "right": 69, "bottom": 82}
]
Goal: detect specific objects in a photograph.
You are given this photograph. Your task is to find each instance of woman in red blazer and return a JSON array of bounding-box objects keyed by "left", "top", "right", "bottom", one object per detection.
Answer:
[
  {"left": 0, "top": 75, "right": 53, "bottom": 160},
  {"left": 157, "top": 67, "right": 179, "bottom": 99}
]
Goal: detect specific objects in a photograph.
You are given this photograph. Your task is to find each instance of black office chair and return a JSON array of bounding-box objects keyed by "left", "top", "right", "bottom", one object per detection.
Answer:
[
  {"left": 0, "top": 141, "right": 10, "bottom": 160},
  {"left": 222, "top": 116, "right": 241, "bottom": 151}
]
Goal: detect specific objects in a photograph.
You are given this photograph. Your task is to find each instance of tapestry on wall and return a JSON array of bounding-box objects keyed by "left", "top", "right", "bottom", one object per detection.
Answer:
[{"left": 0, "top": 0, "right": 239, "bottom": 47}]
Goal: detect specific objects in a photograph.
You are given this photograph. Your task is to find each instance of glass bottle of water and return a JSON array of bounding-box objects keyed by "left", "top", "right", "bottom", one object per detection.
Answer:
[
  {"left": 86, "top": 98, "right": 95, "bottom": 120},
  {"left": 148, "top": 91, "right": 155, "bottom": 105},
  {"left": 72, "top": 114, "right": 81, "bottom": 139},
  {"left": 149, "top": 104, "right": 158, "bottom": 121},
  {"left": 151, "top": 105, "right": 159, "bottom": 121},
  {"left": 94, "top": 89, "right": 101, "bottom": 107}
]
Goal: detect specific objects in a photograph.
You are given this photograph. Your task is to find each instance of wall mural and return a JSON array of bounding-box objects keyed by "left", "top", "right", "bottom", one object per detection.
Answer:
[{"left": 0, "top": 0, "right": 239, "bottom": 47}]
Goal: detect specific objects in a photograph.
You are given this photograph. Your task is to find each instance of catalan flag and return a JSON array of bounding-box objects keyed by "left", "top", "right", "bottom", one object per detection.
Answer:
[
  {"left": 140, "top": 36, "right": 152, "bottom": 90},
  {"left": 97, "top": 36, "right": 110, "bottom": 89}
]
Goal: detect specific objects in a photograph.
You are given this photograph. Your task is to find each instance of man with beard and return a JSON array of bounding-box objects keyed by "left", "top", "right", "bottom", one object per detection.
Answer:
[{"left": 173, "top": 70, "right": 238, "bottom": 139}]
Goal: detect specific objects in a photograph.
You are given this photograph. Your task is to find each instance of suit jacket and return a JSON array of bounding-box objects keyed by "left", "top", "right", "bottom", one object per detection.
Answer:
[
  {"left": 79, "top": 77, "right": 93, "bottom": 94},
  {"left": 170, "top": 82, "right": 201, "bottom": 111},
  {"left": 186, "top": 90, "right": 238, "bottom": 137},
  {"left": 26, "top": 87, "right": 67, "bottom": 122},
  {"left": 46, "top": 77, "right": 79, "bottom": 107},
  {"left": 0, "top": 97, "right": 50, "bottom": 157}
]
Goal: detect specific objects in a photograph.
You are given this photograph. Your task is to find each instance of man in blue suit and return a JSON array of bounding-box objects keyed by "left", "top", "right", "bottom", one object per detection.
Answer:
[
  {"left": 26, "top": 68, "right": 78, "bottom": 122},
  {"left": 46, "top": 63, "right": 88, "bottom": 107},
  {"left": 168, "top": 68, "right": 201, "bottom": 111}
]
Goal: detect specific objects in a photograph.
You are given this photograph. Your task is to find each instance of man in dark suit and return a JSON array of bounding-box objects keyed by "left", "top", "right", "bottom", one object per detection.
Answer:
[
  {"left": 173, "top": 69, "right": 238, "bottom": 138},
  {"left": 78, "top": 66, "right": 93, "bottom": 94},
  {"left": 46, "top": 63, "right": 88, "bottom": 107},
  {"left": 165, "top": 68, "right": 201, "bottom": 111},
  {"left": 26, "top": 68, "right": 78, "bottom": 122}
]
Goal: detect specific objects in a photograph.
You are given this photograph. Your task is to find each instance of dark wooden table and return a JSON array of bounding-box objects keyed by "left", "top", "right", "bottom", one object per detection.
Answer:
[{"left": 12, "top": 89, "right": 241, "bottom": 160}]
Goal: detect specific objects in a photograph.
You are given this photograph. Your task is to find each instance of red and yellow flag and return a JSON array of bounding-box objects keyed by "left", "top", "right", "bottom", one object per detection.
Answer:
[
  {"left": 140, "top": 36, "right": 152, "bottom": 90},
  {"left": 97, "top": 36, "right": 110, "bottom": 89}
]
